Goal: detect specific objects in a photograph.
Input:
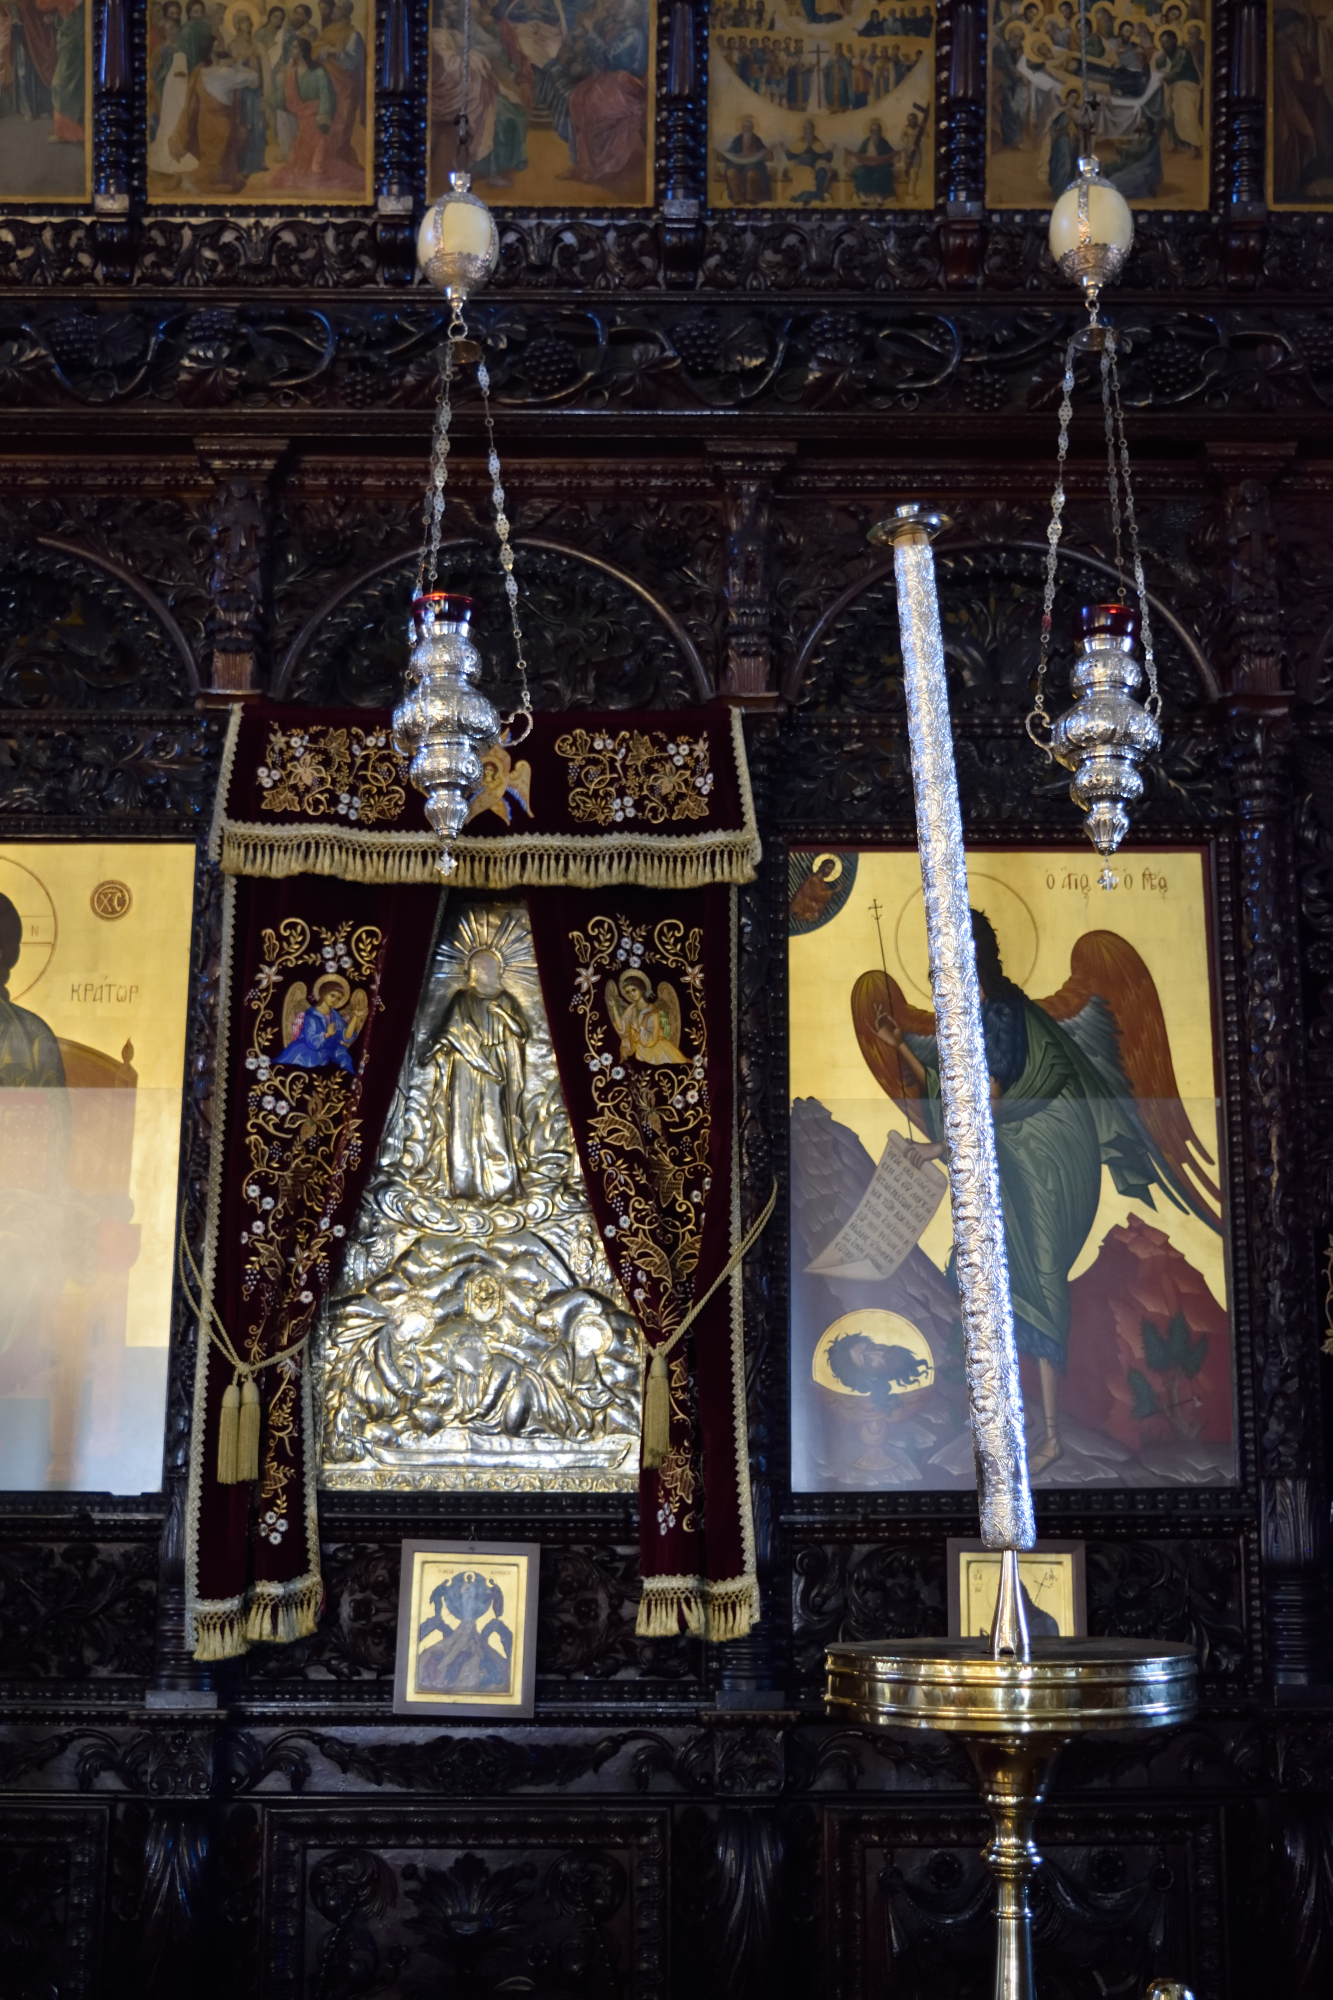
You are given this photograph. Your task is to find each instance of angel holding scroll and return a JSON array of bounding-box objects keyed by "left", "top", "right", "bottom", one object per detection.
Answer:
[
  {"left": 276, "top": 974, "right": 368, "bottom": 1073},
  {"left": 855, "top": 909, "right": 1222, "bottom": 1473}
]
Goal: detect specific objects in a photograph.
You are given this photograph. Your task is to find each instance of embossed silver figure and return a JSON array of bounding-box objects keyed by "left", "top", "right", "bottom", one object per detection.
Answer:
[
  {"left": 320, "top": 900, "right": 643, "bottom": 1492},
  {"left": 392, "top": 594, "right": 500, "bottom": 877},
  {"left": 869, "top": 504, "right": 1035, "bottom": 1557}
]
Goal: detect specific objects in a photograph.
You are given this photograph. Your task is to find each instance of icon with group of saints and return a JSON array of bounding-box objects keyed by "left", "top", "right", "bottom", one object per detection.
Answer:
[
  {"left": 986, "top": 0, "right": 1210, "bottom": 210},
  {"left": 708, "top": 0, "right": 934, "bottom": 208}
]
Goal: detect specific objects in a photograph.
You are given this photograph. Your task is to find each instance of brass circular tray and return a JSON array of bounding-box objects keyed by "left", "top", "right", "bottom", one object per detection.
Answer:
[{"left": 825, "top": 1638, "right": 1198, "bottom": 1735}]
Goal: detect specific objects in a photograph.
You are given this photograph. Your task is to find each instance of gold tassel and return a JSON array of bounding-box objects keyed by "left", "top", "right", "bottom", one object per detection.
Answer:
[
  {"left": 237, "top": 1374, "right": 261, "bottom": 1483},
  {"left": 217, "top": 1378, "right": 240, "bottom": 1485},
  {"left": 642, "top": 1348, "right": 671, "bottom": 1470}
]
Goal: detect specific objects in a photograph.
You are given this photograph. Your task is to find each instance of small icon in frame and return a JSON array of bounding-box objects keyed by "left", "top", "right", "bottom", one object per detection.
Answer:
[
  {"left": 947, "top": 1539, "right": 1086, "bottom": 1642},
  {"left": 394, "top": 1541, "right": 540, "bottom": 1718}
]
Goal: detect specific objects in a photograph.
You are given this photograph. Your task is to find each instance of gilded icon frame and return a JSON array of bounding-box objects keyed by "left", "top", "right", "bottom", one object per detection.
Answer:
[{"left": 393, "top": 1539, "right": 541, "bottom": 1718}]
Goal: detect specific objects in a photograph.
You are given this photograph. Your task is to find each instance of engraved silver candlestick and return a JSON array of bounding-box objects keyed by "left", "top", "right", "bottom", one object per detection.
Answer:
[{"left": 830, "top": 505, "right": 1198, "bottom": 2000}]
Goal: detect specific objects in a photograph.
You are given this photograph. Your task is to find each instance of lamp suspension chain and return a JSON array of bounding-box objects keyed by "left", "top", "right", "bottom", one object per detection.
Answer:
[
  {"left": 393, "top": 0, "right": 523, "bottom": 877},
  {"left": 1029, "top": 338, "right": 1076, "bottom": 754},
  {"left": 1038, "top": 20, "right": 1162, "bottom": 887}
]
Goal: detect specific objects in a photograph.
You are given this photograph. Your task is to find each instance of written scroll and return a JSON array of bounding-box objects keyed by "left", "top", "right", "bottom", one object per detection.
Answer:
[{"left": 806, "top": 1130, "right": 947, "bottom": 1282}]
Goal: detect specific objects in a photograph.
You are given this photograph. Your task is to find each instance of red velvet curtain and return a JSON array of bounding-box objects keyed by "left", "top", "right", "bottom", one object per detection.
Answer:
[
  {"left": 527, "top": 884, "right": 757, "bottom": 1640},
  {"left": 189, "top": 873, "right": 437, "bottom": 1660}
]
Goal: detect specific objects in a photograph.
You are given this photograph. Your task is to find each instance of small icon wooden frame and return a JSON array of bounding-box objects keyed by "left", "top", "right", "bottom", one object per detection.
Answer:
[
  {"left": 394, "top": 1540, "right": 541, "bottom": 1718},
  {"left": 947, "top": 1539, "right": 1087, "bottom": 1642}
]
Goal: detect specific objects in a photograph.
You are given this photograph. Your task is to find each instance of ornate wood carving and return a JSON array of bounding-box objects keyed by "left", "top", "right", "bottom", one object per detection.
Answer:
[
  {"left": 195, "top": 437, "right": 287, "bottom": 698},
  {"left": 263, "top": 1807, "right": 668, "bottom": 2000},
  {"left": 706, "top": 441, "right": 794, "bottom": 708}
]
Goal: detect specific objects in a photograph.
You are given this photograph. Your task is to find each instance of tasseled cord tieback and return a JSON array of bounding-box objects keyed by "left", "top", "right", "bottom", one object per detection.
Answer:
[
  {"left": 178, "top": 1229, "right": 314, "bottom": 1487},
  {"left": 641, "top": 1181, "right": 777, "bottom": 1472}
]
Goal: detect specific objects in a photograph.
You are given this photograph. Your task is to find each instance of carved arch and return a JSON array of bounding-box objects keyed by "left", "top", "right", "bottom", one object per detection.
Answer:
[
  {"left": 0, "top": 532, "right": 201, "bottom": 707},
  {"left": 273, "top": 535, "right": 711, "bottom": 706},
  {"left": 782, "top": 540, "right": 1218, "bottom": 709}
]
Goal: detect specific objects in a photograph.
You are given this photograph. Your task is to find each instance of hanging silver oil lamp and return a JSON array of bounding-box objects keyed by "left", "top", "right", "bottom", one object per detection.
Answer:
[
  {"left": 1048, "top": 601, "right": 1160, "bottom": 860},
  {"left": 391, "top": 3, "right": 531, "bottom": 877},
  {"left": 394, "top": 593, "right": 500, "bottom": 858},
  {"left": 1026, "top": 19, "right": 1161, "bottom": 892}
]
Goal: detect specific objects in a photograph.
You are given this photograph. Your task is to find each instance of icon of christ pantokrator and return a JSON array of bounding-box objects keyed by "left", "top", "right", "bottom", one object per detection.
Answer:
[{"left": 854, "top": 910, "right": 1223, "bottom": 1474}]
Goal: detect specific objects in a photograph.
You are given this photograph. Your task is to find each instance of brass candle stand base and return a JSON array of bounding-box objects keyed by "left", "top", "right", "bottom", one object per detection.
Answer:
[{"left": 825, "top": 1635, "right": 1198, "bottom": 2000}]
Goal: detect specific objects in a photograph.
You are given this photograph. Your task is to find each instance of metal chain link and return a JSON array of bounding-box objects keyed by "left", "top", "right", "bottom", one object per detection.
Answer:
[
  {"left": 1027, "top": 335, "right": 1076, "bottom": 756},
  {"left": 457, "top": 0, "right": 473, "bottom": 165},
  {"left": 414, "top": 303, "right": 464, "bottom": 601},
  {"left": 1100, "top": 335, "right": 1125, "bottom": 595},
  {"left": 1107, "top": 333, "right": 1159, "bottom": 715},
  {"left": 476, "top": 351, "right": 533, "bottom": 743}
]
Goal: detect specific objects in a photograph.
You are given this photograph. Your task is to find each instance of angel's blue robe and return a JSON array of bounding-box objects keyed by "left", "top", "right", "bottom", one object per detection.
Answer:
[
  {"left": 906, "top": 995, "right": 1161, "bottom": 1370},
  {"left": 278, "top": 1005, "right": 355, "bottom": 1073}
]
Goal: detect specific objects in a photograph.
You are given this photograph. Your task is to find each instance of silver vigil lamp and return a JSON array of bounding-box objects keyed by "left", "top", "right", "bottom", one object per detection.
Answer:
[
  {"left": 392, "top": 593, "right": 500, "bottom": 874},
  {"left": 398, "top": 156, "right": 531, "bottom": 874},
  {"left": 1050, "top": 601, "right": 1162, "bottom": 868}
]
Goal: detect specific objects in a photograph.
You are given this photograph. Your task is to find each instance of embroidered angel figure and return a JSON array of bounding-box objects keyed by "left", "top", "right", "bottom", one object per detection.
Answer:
[
  {"left": 277, "top": 974, "right": 369, "bottom": 1074},
  {"left": 852, "top": 910, "right": 1222, "bottom": 1475},
  {"left": 464, "top": 744, "right": 533, "bottom": 828},
  {"left": 606, "top": 969, "right": 689, "bottom": 1066}
]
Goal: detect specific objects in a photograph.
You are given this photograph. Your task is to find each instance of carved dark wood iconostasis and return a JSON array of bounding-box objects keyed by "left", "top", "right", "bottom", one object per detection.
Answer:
[{"left": 0, "top": 0, "right": 1332, "bottom": 1995}]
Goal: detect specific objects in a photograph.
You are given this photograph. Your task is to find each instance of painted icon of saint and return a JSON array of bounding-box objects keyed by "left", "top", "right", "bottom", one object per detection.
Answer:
[
  {"left": 852, "top": 909, "right": 1222, "bottom": 1474},
  {"left": 416, "top": 1568, "right": 514, "bottom": 1693},
  {"left": 0, "top": 893, "right": 65, "bottom": 1091}
]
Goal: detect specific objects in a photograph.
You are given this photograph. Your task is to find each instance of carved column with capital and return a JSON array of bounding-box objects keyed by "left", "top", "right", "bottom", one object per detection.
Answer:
[
  {"left": 940, "top": 0, "right": 984, "bottom": 287},
  {"left": 1213, "top": 444, "right": 1326, "bottom": 1686},
  {"left": 662, "top": 0, "right": 704, "bottom": 288},
  {"left": 376, "top": 0, "right": 417, "bottom": 284},
  {"left": 1225, "top": 0, "right": 1266, "bottom": 290},
  {"left": 707, "top": 441, "right": 796, "bottom": 710},
  {"left": 195, "top": 437, "right": 288, "bottom": 702},
  {"left": 93, "top": 0, "right": 135, "bottom": 283}
]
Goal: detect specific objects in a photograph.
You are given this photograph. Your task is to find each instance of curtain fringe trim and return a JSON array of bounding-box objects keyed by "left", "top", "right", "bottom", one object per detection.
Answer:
[
  {"left": 635, "top": 1574, "right": 760, "bottom": 1642},
  {"left": 192, "top": 1578, "right": 323, "bottom": 1661},
  {"left": 217, "top": 827, "right": 760, "bottom": 888}
]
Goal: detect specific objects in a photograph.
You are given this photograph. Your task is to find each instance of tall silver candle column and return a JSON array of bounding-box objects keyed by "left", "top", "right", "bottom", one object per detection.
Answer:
[
  {"left": 826, "top": 503, "right": 1198, "bottom": 2000},
  {"left": 873, "top": 503, "right": 1035, "bottom": 1563}
]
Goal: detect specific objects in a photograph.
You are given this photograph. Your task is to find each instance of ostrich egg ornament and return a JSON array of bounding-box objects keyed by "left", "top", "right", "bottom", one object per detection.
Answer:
[
  {"left": 1048, "top": 154, "right": 1134, "bottom": 308},
  {"left": 416, "top": 171, "right": 501, "bottom": 299}
]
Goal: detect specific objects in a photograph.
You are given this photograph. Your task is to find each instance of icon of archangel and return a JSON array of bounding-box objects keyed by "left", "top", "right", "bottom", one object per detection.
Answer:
[
  {"left": 852, "top": 910, "right": 1222, "bottom": 1475},
  {"left": 788, "top": 849, "right": 1234, "bottom": 1497},
  {"left": 318, "top": 899, "right": 643, "bottom": 1491}
]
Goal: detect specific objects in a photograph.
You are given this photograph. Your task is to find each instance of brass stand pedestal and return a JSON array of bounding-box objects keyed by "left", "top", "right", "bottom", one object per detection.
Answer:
[{"left": 826, "top": 1637, "right": 1198, "bottom": 2000}]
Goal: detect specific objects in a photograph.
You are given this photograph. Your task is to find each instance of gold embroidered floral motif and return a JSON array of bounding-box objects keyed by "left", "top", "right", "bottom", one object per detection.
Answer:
[
  {"left": 239, "top": 917, "right": 383, "bottom": 1530},
  {"left": 569, "top": 914, "right": 710, "bottom": 1339},
  {"left": 464, "top": 743, "right": 534, "bottom": 827},
  {"left": 654, "top": 1354, "right": 698, "bottom": 1535},
  {"left": 554, "top": 729, "right": 715, "bottom": 827},
  {"left": 256, "top": 725, "right": 406, "bottom": 826}
]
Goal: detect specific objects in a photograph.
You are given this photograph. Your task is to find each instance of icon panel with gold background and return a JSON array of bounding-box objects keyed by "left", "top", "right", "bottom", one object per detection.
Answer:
[
  {"left": 428, "top": 0, "right": 655, "bottom": 207},
  {"left": 986, "top": 0, "right": 1210, "bottom": 211},
  {"left": 709, "top": 0, "right": 934, "bottom": 211},
  {"left": 787, "top": 847, "right": 1234, "bottom": 1494},
  {"left": 395, "top": 1540, "right": 539, "bottom": 1716},
  {"left": 0, "top": 843, "right": 196, "bottom": 1493}
]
